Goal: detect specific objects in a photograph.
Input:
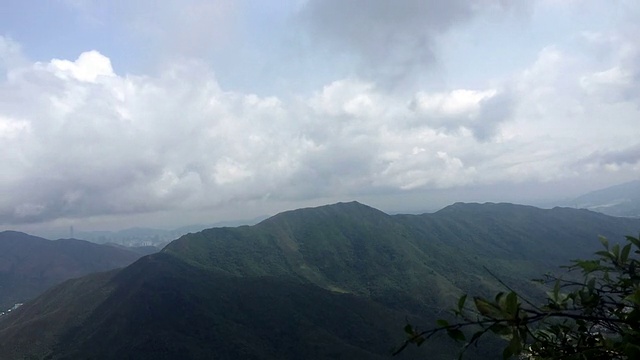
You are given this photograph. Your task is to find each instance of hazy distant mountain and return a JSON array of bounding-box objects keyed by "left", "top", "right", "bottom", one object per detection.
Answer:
[
  {"left": 103, "top": 242, "right": 160, "bottom": 256},
  {"left": 76, "top": 226, "right": 198, "bottom": 248},
  {"left": 1, "top": 202, "right": 639, "bottom": 359},
  {"left": 0, "top": 231, "right": 147, "bottom": 311},
  {"left": 76, "top": 217, "right": 267, "bottom": 248},
  {"left": 568, "top": 180, "right": 640, "bottom": 217}
]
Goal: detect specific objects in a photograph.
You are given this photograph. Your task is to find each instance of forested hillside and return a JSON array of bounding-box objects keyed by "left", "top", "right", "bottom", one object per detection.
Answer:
[{"left": 1, "top": 202, "right": 638, "bottom": 359}]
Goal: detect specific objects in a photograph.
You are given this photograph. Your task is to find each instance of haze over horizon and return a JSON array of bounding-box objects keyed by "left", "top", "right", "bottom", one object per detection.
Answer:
[{"left": 1, "top": 1, "right": 639, "bottom": 237}]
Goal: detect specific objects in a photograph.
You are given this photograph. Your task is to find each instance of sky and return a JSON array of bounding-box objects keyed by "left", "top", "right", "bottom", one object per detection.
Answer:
[{"left": 1, "top": 0, "right": 639, "bottom": 237}]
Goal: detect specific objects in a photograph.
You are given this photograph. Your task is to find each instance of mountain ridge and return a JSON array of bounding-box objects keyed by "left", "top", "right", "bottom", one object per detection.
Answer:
[
  {"left": 0, "top": 230, "right": 147, "bottom": 311},
  {"left": 565, "top": 179, "right": 640, "bottom": 217},
  {"left": 2, "top": 201, "right": 639, "bottom": 359}
]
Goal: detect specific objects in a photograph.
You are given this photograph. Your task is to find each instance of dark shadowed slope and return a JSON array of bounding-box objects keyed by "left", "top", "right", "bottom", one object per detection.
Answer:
[
  {"left": 1, "top": 202, "right": 639, "bottom": 359},
  {"left": 0, "top": 231, "right": 146, "bottom": 310},
  {"left": 0, "top": 253, "right": 423, "bottom": 360}
]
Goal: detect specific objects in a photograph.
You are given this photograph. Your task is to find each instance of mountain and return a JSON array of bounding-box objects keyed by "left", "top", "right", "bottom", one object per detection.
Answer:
[
  {"left": 568, "top": 180, "right": 640, "bottom": 217},
  {"left": 75, "top": 217, "right": 267, "bottom": 248},
  {"left": 76, "top": 226, "right": 193, "bottom": 248},
  {"left": 1, "top": 202, "right": 639, "bottom": 359},
  {"left": 1, "top": 254, "right": 422, "bottom": 360},
  {"left": 166, "top": 202, "right": 639, "bottom": 308},
  {"left": 0, "top": 231, "right": 147, "bottom": 311},
  {"left": 104, "top": 242, "right": 161, "bottom": 256}
]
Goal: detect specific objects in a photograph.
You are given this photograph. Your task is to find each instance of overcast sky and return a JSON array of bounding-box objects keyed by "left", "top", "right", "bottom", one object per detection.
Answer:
[{"left": 1, "top": 0, "right": 639, "bottom": 236}]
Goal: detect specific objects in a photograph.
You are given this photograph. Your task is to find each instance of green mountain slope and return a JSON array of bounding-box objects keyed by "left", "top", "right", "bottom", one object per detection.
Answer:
[
  {"left": 165, "top": 202, "right": 640, "bottom": 309},
  {"left": 0, "top": 231, "right": 146, "bottom": 310},
  {"left": 1, "top": 202, "right": 639, "bottom": 359}
]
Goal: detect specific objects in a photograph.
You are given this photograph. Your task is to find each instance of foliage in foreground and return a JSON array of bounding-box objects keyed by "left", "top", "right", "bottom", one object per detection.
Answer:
[{"left": 397, "top": 234, "right": 640, "bottom": 359}]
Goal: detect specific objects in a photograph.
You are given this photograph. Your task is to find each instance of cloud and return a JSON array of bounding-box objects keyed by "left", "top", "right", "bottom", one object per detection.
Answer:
[
  {"left": 47, "top": 50, "right": 115, "bottom": 82},
  {"left": 295, "top": 0, "right": 527, "bottom": 85},
  {"left": 0, "top": 50, "right": 494, "bottom": 224},
  {"left": 410, "top": 88, "right": 514, "bottom": 141},
  {"left": 579, "top": 31, "right": 640, "bottom": 104},
  {"left": 573, "top": 144, "right": 640, "bottom": 173},
  {"left": 0, "top": 36, "right": 26, "bottom": 75},
  {"left": 127, "top": 0, "right": 240, "bottom": 58},
  {"left": 60, "top": 0, "right": 241, "bottom": 63},
  {"left": 2, "top": 12, "right": 640, "bottom": 227}
]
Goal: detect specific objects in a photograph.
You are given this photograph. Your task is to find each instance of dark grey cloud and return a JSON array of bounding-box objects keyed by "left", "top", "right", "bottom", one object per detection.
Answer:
[
  {"left": 297, "top": 0, "right": 470, "bottom": 85},
  {"left": 471, "top": 91, "right": 514, "bottom": 141},
  {"left": 574, "top": 144, "right": 640, "bottom": 169},
  {"left": 296, "top": 0, "right": 522, "bottom": 86}
]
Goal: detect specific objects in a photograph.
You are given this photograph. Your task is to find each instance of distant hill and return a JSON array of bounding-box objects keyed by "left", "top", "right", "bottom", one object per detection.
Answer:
[
  {"left": 0, "top": 231, "right": 147, "bottom": 311},
  {"left": 1, "top": 202, "right": 639, "bottom": 359},
  {"left": 75, "top": 217, "right": 267, "bottom": 248},
  {"left": 104, "top": 242, "right": 160, "bottom": 256},
  {"left": 568, "top": 180, "right": 640, "bottom": 217}
]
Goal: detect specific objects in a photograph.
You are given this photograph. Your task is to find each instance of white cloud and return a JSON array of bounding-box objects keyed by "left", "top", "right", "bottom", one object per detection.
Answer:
[
  {"left": 309, "top": 79, "right": 386, "bottom": 119},
  {"left": 410, "top": 88, "right": 513, "bottom": 141},
  {"left": 0, "top": 50, "right": 495, "bottom": 223},
  {"left": 1, "top": 39, "right": 638, "bottom": 226},
  {"left": 213, "top": 158, "right": 253, "bottom": 185},
  {"left": 0, "top": 116, "right": 30, "bottom": 139},
  {"left": 48, "top": 50, "right": 115, "bottom": 82},
  {"left": 414, "top": 89, "right": 497, "bottom": 117},
  {"left": 2, "top": 3, "right": 640, "bottom": 229}
]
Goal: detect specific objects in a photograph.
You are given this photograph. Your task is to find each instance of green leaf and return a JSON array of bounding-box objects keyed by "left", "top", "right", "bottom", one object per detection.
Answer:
[
  {"left": 621, "top": 243, "right": 632, "bottom": 264},
  {"left": 436, "top": 319, "right": 449, "bottom": 328},
  {"left": 474, "top": 297, "right": 500, "bottom": 319},
  {"left": 505, "top": 292, "right": 518, "bottom": 316},
  {"left": 587, "top": 277, "right": 596, "bottom": 292},
  {"left": 575, "top": 260, "right": 601, "bottom": 273},
  {"left": 553, "top": 279, "right": 560, "bottom": 301},
  {"left": 624, "top": 288, "right": 640, "bottom": 306},
  {"left": 612, "top": 243, "right": 620, "bottom": 260},
  {"left": 599, "top": 236, "right": 609, "bottom": 250},
  {"left": 457, "top": 294, "right": 467, "bottom": 312},
  {"left": 625, "top": 235, "right": 640, "bottom": 249},
  {"left": 595, "top": 250, "right": 613, "bottom": 260},
  {"left": 488, "top": 323, "right": 511, "bottom": 336},
  {"left": 624, "top": 343, "right": 640, "bottom": 359},
  {"left": 502, "top": 345, "right": 513, "bottom": 360},
  {"left": 404, "top": 324, "right": 413, "bottom": 335},
  {"left": 504, "top": 332, "right": 522, "bottom": 359},
  {"left": 447, "top": 328, "right": 466, "bottom": 342}
]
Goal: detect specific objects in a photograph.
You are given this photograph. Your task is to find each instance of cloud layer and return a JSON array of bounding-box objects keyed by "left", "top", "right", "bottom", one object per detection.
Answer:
[{"left": 1, "top": 1, "right": 639, "bottom": 230}]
